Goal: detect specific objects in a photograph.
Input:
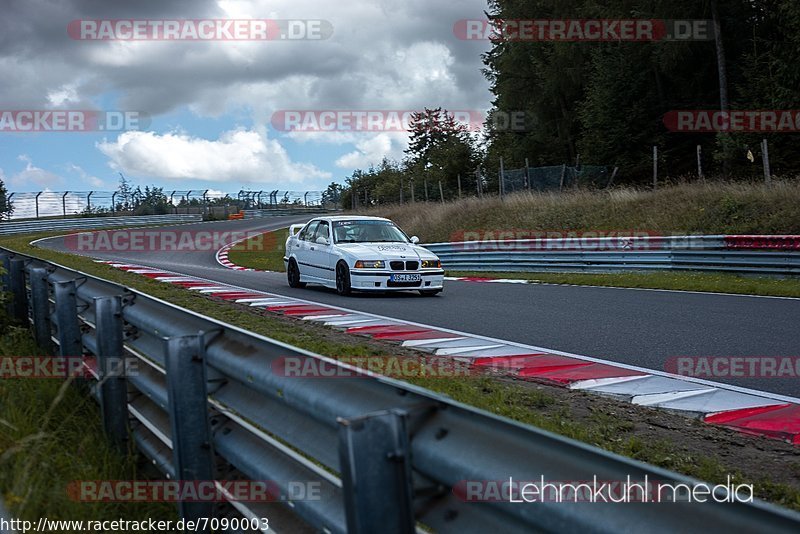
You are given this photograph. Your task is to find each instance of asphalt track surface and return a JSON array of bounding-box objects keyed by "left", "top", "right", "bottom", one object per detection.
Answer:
[{"left": 37, "top": 215, "right": 800, "bottom": 397}]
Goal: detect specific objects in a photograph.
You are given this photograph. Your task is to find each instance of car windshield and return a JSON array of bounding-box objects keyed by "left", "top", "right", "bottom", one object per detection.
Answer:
[{"left": 333, "top": 220, "right": 409, "bottom": 244}]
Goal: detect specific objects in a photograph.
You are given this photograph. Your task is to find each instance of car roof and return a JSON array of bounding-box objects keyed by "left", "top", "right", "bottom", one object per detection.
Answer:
[{"left": 313, "top": 215, "right": 392, "bottom": 222}]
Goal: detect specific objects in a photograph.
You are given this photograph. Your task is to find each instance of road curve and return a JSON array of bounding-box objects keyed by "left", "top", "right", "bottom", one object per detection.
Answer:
[{"left": 36, "top": 216, "right": 800, "bottom": 397}]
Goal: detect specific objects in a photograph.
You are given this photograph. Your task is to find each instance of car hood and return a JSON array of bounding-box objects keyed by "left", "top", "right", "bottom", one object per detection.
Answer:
[{"left": 337, "top": 242, "right": 438, "bottom": 261}]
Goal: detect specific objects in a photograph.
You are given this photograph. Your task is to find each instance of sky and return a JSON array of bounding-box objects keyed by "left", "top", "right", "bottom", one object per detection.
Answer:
[{"left": 0, "top": 0, "right": 492, "bottom": 197}]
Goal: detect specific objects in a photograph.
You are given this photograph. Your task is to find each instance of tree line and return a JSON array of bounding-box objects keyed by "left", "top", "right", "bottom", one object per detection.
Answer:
[{"left": 335, "top": 0, "right": 800, "bottom": 207}]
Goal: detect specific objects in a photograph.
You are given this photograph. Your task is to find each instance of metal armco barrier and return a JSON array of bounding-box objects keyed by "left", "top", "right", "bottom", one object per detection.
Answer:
[
  {"left": 1, "top": 247, "right": 799, "bottom": 533},
  {"left": 424, "top": 235, "right": 800, "bottom": 276},
  {"left": 0, "top": 214, "right": 202, "bottom": 236},
  {"left": 242, "top": 208, "right": 341, "bottom": 219}
]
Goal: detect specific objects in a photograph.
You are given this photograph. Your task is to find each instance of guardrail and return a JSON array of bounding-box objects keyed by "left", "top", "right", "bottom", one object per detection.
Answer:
[
  {"left": 241, "top": 208, "right": 340, "bottom": 219},
  {"left": 1, "top": 248, "right": 799, "bottom": 532},
  {"left": 0, "top": 214, "right": 203, "bottom": 236},
  {"left": 424, "top": 235, "right": 800, "bottom": 276}
]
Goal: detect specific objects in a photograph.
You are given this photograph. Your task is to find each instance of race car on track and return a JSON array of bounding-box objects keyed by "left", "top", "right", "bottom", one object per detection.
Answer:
[{"left": 284, "top": 216, "right": 444, "bottom": 296}]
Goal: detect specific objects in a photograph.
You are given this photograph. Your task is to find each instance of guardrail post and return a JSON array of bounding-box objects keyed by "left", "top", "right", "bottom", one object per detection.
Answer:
[
  {"left": 165, "top": 334, "right": 215, "bottom": 526},
  {"left": 0, "top": 252, "right": 10, "bottom": 293},
  {"left": 53, "top": 280, "right": 82, "bottom": 362},
  {"left": 95, "top": 296, "right": 129, "bottom": 451},
  {"left": 9, "top": 259, "right": 28, "bottom": 324},
  {"left": 29, "top": 267, "right": 52, "bottom": 352},
  {"left": 338, "top": 409, "right": 415, "bottom": 534}
]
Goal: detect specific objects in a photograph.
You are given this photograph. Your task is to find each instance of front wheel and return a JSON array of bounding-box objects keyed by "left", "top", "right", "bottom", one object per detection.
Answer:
[
  {"left": 287, "top": 259, "right": 306, "bottom": 288},
  {"left": 335, "top": 262, "right": 352, "bottom": 296},
  {"left": 419, "top": 289, "right": 442, "bottom": 297}
]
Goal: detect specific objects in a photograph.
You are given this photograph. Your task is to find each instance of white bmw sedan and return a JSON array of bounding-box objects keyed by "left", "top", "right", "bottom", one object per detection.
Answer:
[{"left": 284, "top": 216, "right": 445, "bottom": 296}]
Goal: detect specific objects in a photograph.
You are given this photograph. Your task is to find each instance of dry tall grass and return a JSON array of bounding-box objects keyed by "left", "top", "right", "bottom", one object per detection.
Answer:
[{"left": 359, "top": 181, "right": 800, "bottom": 242}]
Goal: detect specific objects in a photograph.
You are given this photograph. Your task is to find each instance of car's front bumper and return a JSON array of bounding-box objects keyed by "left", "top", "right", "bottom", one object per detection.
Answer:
[{"left": 349, "top": 269, "right": 445, "bottom": 291}]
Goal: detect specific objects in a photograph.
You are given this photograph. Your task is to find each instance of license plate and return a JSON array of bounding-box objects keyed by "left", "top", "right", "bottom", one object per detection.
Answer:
[{"left": 390, "top": 274, "right": 421, "bottom": 283}]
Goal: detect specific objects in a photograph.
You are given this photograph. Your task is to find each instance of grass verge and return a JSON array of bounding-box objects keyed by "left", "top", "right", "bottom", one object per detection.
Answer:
[
  {"left": 447, "top": 270, "right": 800, "bottom": 298},
  {"left": 0, "top": 326, "right": 175, "bottom": 522},
  {"left": 362, "top": 180, "right": 800, "bottom": 242},
  {"left": 1, "top": 231, "right": 798, "bottom": 512},
  {"left": 226, "top": 228, "right": 289, "bottom": 272}
]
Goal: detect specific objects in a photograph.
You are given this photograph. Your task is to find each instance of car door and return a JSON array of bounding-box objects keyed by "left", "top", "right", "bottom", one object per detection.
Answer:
[
  {"left": 293, "top": 221, "right": 319, "bottom": 279},
  {"left": 307, "top": 220, "right": 333, "bottom": 281}
]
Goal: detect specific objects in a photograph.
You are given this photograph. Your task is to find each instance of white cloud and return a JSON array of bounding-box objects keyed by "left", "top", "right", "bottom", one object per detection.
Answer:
[
  {"left": 334, "top": 133, "right": 408, "bottom": 169},
  {"left": 97, "top": 129, "right": 331, "bottom": 186},
  {"left": 7, "top": 155, "right": 64, "bottom": 189},
  {"left": 47, "top": 83, "right": 81, "bottom": 106},
  {"left": 67, "top": 164, "right": 105, "bottom": 188}
]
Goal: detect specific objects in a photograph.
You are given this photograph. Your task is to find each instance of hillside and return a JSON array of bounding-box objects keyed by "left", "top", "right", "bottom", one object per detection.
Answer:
[{"left": 358, "top": 181, "right": 800, "bottom": 243}]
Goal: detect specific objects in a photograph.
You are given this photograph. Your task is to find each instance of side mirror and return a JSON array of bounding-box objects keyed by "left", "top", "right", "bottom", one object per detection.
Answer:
[
  {"left": 410, "top": 236, "right": 420, "bottom": 244},
  {"left": 316, "top": 236, "right": 329, "bottom": 245}
]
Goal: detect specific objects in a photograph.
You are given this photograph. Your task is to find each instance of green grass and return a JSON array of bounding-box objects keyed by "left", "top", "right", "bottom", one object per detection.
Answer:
[
  {"left": 1, "top": 232, "right": 799, "bottom": 511},
  {"left": 447, "top": 270, "right": 800, "bottom": 298},
  {"left": 226, "top": 228, "right": 289, "bottom": 272},
  {"left": 363, "top": 180, "right": 800, "bottom": 243},
  {"left": 0, "top": 326, "right": 175, "bottom": 523}
]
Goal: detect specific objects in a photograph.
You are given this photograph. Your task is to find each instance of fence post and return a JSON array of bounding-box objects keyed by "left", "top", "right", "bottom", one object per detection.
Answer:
[
  {"left": 499, "top": 157, "right": 505, "bottom": 198},
  {"left": 35, "top": 191, "right": 42, "bottom": 218},
  {"left": 9, "top": 259, "right": 28, "bottom": 324},
  {"left": 438, "top": 181, "right": 445, "bottom": 205},
  {"left": 53, "top": 280, "right": 82, "bottom": 363},
  {"left": 653, "top": 146, "right": 658, "bottom": 190},
  {"left": 559, "top": 164, "right": 566, "bottom": 191},
  {"left": 62, "top": 191, "right": 69, "bottom": 218},
  {"left": 338, "top": 410, "right": 414, "bottom": 534},
  {"left": 424, "top": 179, "right": 429, "bottom": 201},
  {"left": 0, "top": 253, "right": 11, "bottom": 315},
  {"left": 762, "top": 139, "right": 771, "bottom": 185},
  {"left": 457, "top": 174, "right": 462, "bottom": 199},
  {"left": 525, "top": 158, "right": 531, "bottom": 190},
  {"left": 697, "top": 145, "right": 704, "bottom": 181},
  {"left": 28, "top": 267, "right": 52, "bottom": 352},
  {"left": 410, "top": 181, "right": 415, "bottom": 203},
  {"left": 607, "top": 166, "right": 619, "bottom": 189},
  {"left": 95, "top": 296, "right": 130, "bottom": 451},
  {"left": 165, "top": 334, "right": 215, "bottom": 525}
]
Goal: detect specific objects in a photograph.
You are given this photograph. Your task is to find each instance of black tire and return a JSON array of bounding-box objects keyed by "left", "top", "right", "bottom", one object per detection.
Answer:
[
  {"left": 419, "top": 289, "right": 442, "bottom": 297},
  {"left": 287, "top": 259, "right": 306, "bottom": 288},
  {"left": 335, "top": 262, "right": 352, "bottom": 296}
]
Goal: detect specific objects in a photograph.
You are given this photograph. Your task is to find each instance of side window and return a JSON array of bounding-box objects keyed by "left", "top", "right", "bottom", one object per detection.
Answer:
[
  {"left": 315, "top": 222, "right": 330, "bottom": 242},
  {"left": 301, "top": 221, "right": 320, "bottom": 241}
]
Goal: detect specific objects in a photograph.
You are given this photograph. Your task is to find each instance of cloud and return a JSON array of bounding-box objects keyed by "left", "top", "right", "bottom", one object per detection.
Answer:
[
  {"left": 334, "top": 133, "right": 408, "bottom": 169},
  {"left": 1, "top": 0, "right": 492, "bottom": 187},
  {"left": 97, "top": 129, "right": 331, "bottom": 186},
  {"left": 67, "top": 163, "right": 105, "bottom": 188},
  {"left": 1, "top": 0, "right": 490, "bottom": 115},
  {"left": 6, "top": 155, "right": 65, "bottom": 189}
]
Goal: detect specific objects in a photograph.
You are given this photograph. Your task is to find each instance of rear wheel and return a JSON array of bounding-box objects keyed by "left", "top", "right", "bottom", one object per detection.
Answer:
[
  {"left": 335, "top": 262, "right": 352, "bottom": 296},
  {"left": 287, "top": 259, "right": 306, "bottom": 288},
  {"left": 419, "top": 289, "right": 442, "bottom": 297}
]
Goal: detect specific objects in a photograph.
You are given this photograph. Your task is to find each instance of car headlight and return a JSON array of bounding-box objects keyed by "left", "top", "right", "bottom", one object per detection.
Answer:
[
  {"left": 354, "top": 260, "right": 385, "bottom": 269},
  {"left": 421, "top": 259, "right": 441, "bottom": 269}
]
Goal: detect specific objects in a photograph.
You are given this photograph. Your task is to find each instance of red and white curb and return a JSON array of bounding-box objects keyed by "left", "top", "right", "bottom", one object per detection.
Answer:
[
  {"left": 101, "top": 260, "right": 800, "bottom": 445},
  {"left": 215, "top": 237, "right": 259, "bottom": 272}
]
